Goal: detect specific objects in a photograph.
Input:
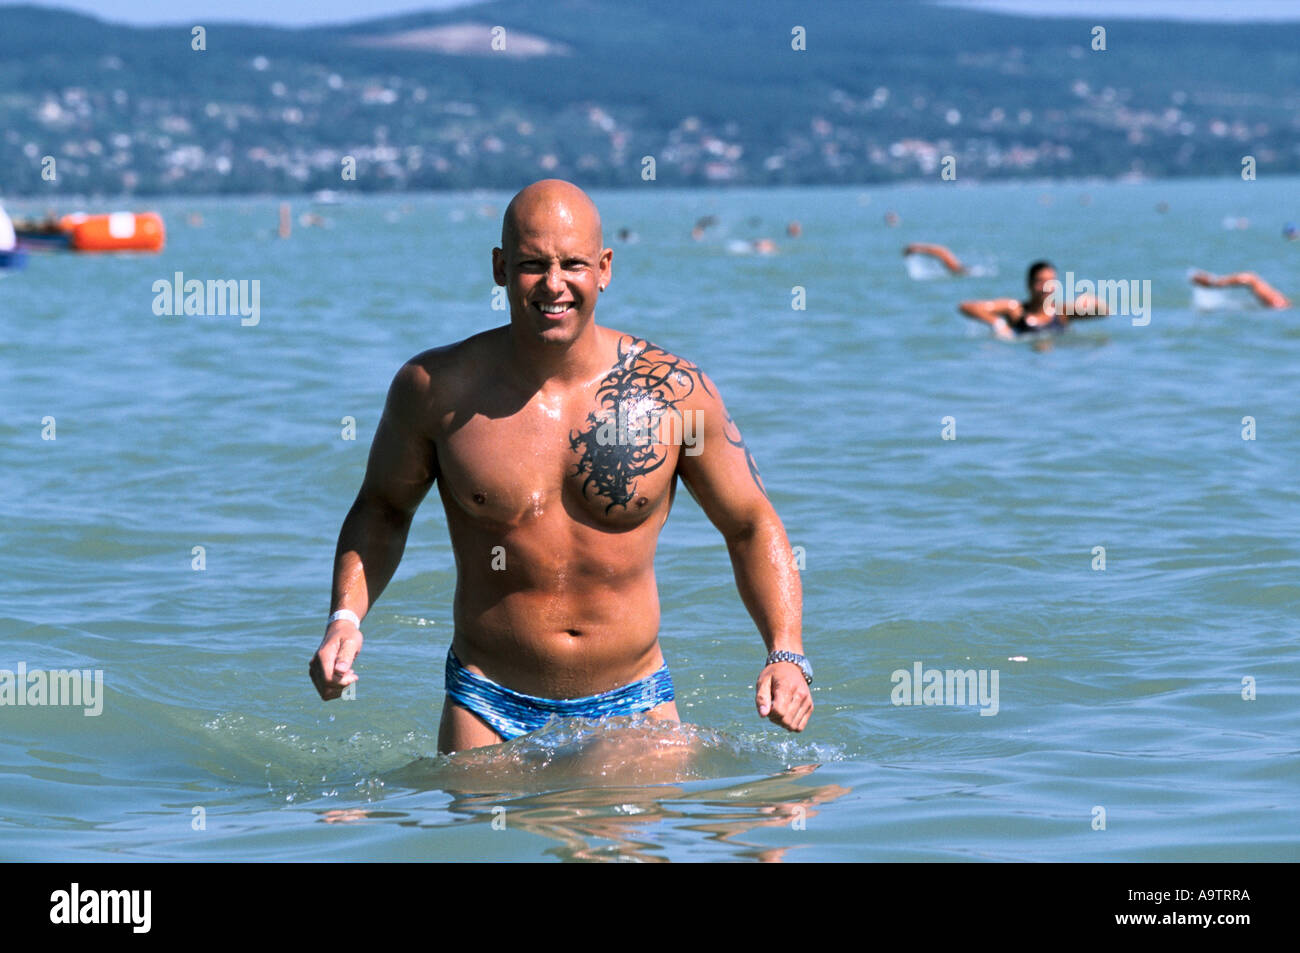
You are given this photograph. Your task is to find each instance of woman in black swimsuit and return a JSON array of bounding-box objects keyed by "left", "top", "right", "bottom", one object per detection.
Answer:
[{"left": 959, "top": 261, "right": 1107, "bottom": 338}]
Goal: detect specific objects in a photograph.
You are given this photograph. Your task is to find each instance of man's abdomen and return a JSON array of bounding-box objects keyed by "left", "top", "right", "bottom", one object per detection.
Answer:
[{"left": 446, "top": 524, "right": 666, "bottom": 699}]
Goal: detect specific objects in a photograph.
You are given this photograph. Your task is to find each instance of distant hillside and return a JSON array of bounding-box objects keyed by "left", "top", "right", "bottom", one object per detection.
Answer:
[{"left": 1, "top": 0, "right": 1298, "bottom": 195}]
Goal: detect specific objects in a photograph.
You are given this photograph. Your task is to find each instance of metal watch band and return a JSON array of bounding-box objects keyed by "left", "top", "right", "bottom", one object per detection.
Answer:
[{"left": 767, "top": 650, "right": 813, "bottom": 685}]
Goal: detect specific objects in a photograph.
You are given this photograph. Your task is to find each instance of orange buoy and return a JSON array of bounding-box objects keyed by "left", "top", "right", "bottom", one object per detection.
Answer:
[{"left": 61, "top": 212, "right": 165, "bottom": 252}]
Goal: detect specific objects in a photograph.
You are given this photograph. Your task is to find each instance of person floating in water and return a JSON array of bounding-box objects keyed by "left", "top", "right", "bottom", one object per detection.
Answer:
[
  {"left": 904, "top": 242, "right": 966, "bottom": 275},
  {"left": 1189, "top": 270, "right": 1289, "bottom": 309},
  {"left": 958, "top": 261, "right": 1108, "bottom": 339},
  {"left": 309, "top": 179, "right": 812, "bottom": 753}
]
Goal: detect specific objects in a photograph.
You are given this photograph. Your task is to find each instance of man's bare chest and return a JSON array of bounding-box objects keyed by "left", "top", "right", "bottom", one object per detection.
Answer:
[{"left": 436, "top": 385, "right": 683, "bottom": 528}]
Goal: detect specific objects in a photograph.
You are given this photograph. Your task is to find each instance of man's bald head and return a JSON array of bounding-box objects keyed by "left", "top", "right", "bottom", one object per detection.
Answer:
[
  {"left": 500, "top": 179, "right": 603, "bottom": 255},
  {"left": 492, "top": 179, "right": 613, "bottom": 340}
]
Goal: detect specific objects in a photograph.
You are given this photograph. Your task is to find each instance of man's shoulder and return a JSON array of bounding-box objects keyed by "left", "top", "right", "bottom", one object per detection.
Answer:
[
  {"left": 602, "top": 328, "right": 718, "bottom": 406},
  {"left": 406, "top": 327, "right": 503, "bottom": 371},
  {"left": 396, "top": 327, "right": 506, "bottom": 394}
]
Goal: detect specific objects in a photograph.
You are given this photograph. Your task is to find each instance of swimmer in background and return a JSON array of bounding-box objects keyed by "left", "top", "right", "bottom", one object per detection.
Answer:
[
  {"left": 690, "top": 215, "right": 718, "bottom": 241},
  {"left": 1190, "top": 271, "right": 1290, "bottom": 309},
  {"left": 959, "top": 260, "right": 1108, "bottom": 339},
  {"left": 904, "top": 242, "right": 967, "bottom": 275}
]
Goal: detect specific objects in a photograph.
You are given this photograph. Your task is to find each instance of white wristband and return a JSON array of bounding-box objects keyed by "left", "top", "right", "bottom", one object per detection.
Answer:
[{"left": 328, "top": 609, "right": 362, "bottom": 629}]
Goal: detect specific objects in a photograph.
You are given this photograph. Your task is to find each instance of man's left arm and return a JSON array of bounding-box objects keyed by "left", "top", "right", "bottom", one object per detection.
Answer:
[{"left": 675, "top": 372, "right": 812, "bottom": 733}]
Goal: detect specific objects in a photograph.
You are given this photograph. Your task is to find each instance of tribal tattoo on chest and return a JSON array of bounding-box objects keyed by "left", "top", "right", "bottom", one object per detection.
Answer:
[
  {"left": 568, "top": 336, "right": 768, "bottom": 512},
  {"left": 569, "top": 337, "right": 696, "bottom": 512}
]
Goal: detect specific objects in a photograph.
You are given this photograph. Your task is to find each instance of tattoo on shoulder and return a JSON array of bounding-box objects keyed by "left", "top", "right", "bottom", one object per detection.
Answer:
[{"left": 568, "top": 336, "right": 710, "bottom": 512}]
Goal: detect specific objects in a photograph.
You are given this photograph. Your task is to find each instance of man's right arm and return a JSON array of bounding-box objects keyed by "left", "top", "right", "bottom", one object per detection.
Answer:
[
  {"left": 1190, "top": 271, "right": 1289, "bottom": 308},
  {"left": 309, "top": 360, "right": 438, "bottom": 700},
  {"left": 1232, "top": 273, "right": 1289, "bottom": 309},
  {"left": 906, "top": 243, "right": 966, "bottom": 273}
]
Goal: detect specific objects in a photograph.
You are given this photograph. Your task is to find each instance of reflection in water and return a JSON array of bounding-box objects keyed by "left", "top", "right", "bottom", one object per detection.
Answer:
[
  {"left": 317, "top": 716, "right": 850, "bottom": 861},
  {"left": 448, "top": 764, "right": 848, "bottom": 862},
  {"left": 1024, "top": 330, "right": 1112, "bottom": 354}
]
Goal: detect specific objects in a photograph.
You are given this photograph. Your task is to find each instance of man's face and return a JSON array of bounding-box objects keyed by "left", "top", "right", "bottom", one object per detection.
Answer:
[{"left": 493, "top": 206, "right": 612, "bottom": 345}]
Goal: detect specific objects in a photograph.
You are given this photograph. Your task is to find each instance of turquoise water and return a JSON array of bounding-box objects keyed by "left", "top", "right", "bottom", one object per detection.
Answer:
[{"left": 2, "top": 179, "right": 1298, "bottom": 861}]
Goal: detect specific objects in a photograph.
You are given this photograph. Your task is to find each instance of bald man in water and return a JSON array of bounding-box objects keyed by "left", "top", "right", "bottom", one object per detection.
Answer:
[{"left": 309, "top": 179, "right": 811, "bottom": 753}]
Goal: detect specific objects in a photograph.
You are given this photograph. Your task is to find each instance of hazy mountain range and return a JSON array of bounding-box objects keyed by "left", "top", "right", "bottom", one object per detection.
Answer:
[{"left": 2, "top": 0, "right": 1297, "bottom": 196}]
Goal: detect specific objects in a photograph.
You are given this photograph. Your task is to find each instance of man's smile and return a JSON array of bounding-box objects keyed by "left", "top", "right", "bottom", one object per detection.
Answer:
[{"left": 533, "top": 301, "right": 575, "bottom": 318}]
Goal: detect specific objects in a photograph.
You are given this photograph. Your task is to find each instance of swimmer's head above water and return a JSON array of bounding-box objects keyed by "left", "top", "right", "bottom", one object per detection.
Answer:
[{"left": 1026, "top": 260, "right": 1056, "bottom": 306}]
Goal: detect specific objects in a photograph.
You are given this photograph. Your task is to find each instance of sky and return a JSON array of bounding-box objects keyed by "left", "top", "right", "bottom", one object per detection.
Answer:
[
  {"left": 3, "top": 0, "right": 1299, "bottom": 26},
  {"left": 0, "top": 0, "right": 485, "bottom": 27},
  {"left": 939, "top": 0, "right": 1300, "bottom": 21}
]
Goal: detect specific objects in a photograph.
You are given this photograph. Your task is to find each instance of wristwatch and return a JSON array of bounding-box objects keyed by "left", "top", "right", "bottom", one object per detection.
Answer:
[{"left": 767, "top": 650, "right": 813, "bottom": 685}]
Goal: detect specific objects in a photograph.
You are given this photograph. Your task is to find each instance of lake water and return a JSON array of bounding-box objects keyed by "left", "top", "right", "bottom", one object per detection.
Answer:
[{"left": 2, "top": 177, "right": 1297, "bottom": 861}]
